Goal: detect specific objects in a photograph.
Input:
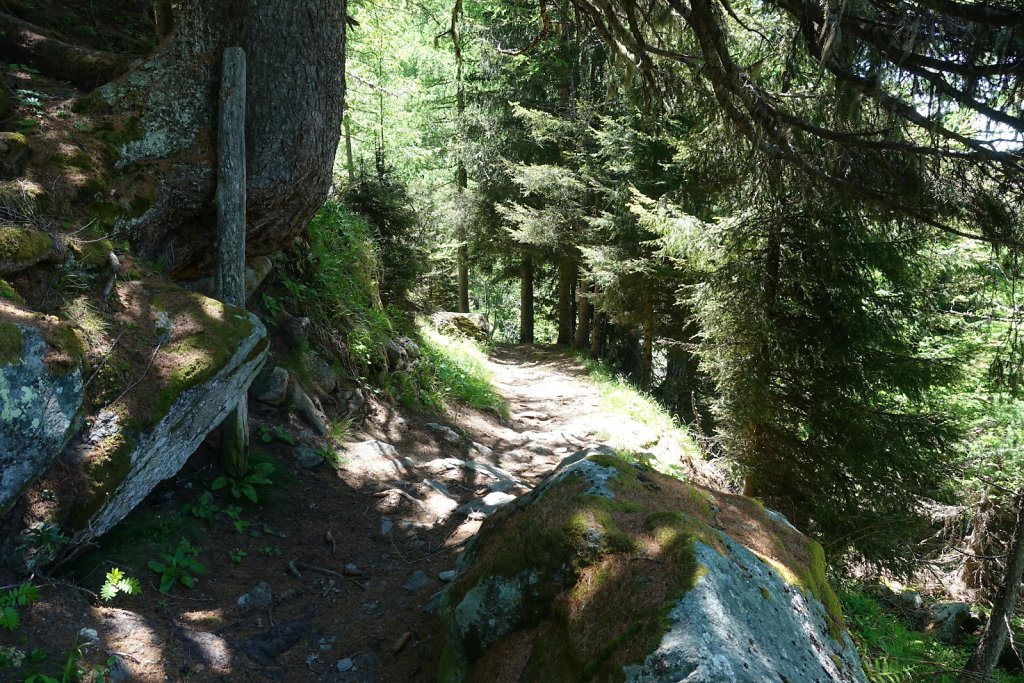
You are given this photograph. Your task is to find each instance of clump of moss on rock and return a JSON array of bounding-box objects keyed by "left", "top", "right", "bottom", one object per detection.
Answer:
[
  {"left": 0, "top": 225, "right": 54, "bottom": 273},
  {"left": 0, "top": 320, "right": 24, "bottom": 365}
]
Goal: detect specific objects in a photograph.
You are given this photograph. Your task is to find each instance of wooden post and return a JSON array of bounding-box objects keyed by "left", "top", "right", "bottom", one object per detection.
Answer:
[{"left": 216, "top": 47, "right": 248, "bottom": 478}]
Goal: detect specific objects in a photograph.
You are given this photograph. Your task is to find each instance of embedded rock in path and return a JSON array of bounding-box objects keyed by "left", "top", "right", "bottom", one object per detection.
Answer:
[
  {"left": 0, "top": 315, "right": 85, "bottom": 514},
  {"left": 425, "top": 422, "right": 462, "bottom": 444},
  {"left": 347, "top": 439, "right": 414, "bottom": 479},
  {"left": 237, "top": 581, "right": 273, "bottom": 609},
  {"left": 456, "top": 491, "right": 516, "bottom": 517},
  {"left": 437, "top": 447, "right": 866, "bottom": 683}
]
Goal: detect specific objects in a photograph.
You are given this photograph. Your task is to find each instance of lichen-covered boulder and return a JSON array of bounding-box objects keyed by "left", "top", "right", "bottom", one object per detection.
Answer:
[
  {"left": 430, "top": 312, "right": 491, "bottom": 342},
  {"left": 437, "top": 448, "right": 866, "bottom": 683},
  {"left": 0, "top": 314, "right": 86, "bottom": 514}
]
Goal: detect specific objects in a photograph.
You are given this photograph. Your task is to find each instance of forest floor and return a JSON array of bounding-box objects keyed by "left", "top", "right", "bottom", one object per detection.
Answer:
[{"left": 3, "top": 344, "right": 718, "bottom": 683}]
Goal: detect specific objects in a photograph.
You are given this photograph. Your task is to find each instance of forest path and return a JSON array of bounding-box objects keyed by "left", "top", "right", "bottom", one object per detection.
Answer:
[{"left": 32, "top": 345, "right": 709, "bottom": 683}]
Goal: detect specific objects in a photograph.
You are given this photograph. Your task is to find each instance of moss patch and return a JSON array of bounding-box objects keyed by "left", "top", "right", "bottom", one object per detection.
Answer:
[
  {"left": 0, "top": 320, "right": 24, "bottom": 365},
  {"left": 0, "top": 225, "right": 52, "bottom": 265},
  {"left": 63, "top": 429, "right": 137, "bottom": 529},
  {"left": 0, "top": 278, "right": 24, "bottom": 303}
]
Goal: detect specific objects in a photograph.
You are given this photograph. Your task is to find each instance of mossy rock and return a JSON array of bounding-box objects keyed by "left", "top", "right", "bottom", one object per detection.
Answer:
[
  {"left": 0, "top": 225, "right": 55, "bottom": 275},
  {"left": 0, "top": 278, "right": 24, "bottom": 304},
  {"left": 437, "top": 448, "right": 865, "bottom": 683}
]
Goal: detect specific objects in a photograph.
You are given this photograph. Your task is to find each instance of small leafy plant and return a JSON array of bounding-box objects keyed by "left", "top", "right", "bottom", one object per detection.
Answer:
[
  {"left": 100, "top": 567, "right": 141, "bottom": 601},
  {"left": 23, "top": 522, "right": 70, "bottom": 555},
  {"left": 212, "top": 461, "right": 274, "bottom": 502},
  {"left": 227, "top": 549, "right": 247, "bottom": 564},
  {"left": 0, "top": 583, "right": 39, "bottom": 630},
  {"left": 148, "top": 540, "right": 207, "bottom": 592},
  {"left": 257, "top": 425, "right": 295, "bottom": 445},
  {"left": 185, "top": 491, "right": 220, "bottom": 521},
  {"left": 261, "top": 546, "right": 282, "bottom": 557},
  {"left": 224, "top": 505, "right": 251, "bottom": 534}
]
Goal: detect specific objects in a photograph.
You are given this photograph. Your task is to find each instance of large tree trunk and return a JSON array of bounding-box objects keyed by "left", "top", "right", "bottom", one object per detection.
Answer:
[
  {"left": 590, "top": 307, "right": 604, "bottom": 359},
  {"left": 557, "top": 259, "right": 576, "bottom": 346},
  {"left": 640, "top": 290, "right": 654, "bottom": 389},
  {"left": 574, "top": 277, "right": 591, "bottom": 349},
  {"left": 98, "top": 0, "right": 346, "bottom": 277},
  {"left": 458, "top": 243, "right": 470, "bottom": 313},
  {"left": 520, "top": 255, "right": 534, "bottom": 344},
  {"left": 960, "top": 488, "right": 1024, "bottom": 682}
]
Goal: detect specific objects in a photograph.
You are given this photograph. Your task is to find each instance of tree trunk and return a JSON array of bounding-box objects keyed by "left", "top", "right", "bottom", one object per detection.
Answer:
[
  {"left": 590, "top": 308, "right": 604, "bottom": 359},
  {"left": 98, "top": 0, "right": 346, "bottom": 277},
  {"left": 960, "top": 488, "right": 1024, "bottom": 682},
  {"left": 574, "top": 277, "right": 591, "bottom": 349},
  {"left": 640, "top": 290, "right": 654, "bottom": 389},
  {"left": 458, "top": 243, "right": 470, "bottom": 313},
  {"left": 557, "top": 259, "right": 576, "bottom": 346},
  {"left": 520, "top": 256, "right": 534, "bottom": 344}
]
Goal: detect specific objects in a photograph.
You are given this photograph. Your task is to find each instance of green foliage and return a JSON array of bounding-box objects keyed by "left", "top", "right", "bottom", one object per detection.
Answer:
[
  {"left": 212, "top": 461, "right": 274, "bottom": 503},
  {"left": 99, "top": 567, "right": 140, "bottom": 601},
  {"left": 0, "top": 583, "right": 39, "bottom": 631},
  {"left": 415, "top": 321, "right": 508, "bottom": 416},
  {"left": 257, "top": 425, "right": 295, "bottom": 445},
  {"left": 227, "top": 549, "right": 247, "bottom": 564},
  {"left": 22, "top": 522, "right": 70, "bottom": 556},
  {"left": 580, "top": 355, "right": 702, "bottom": 475},
  {"left": 185, "top": 491, "right": 219, "bottom": 521},
  {"left": 148, "top": 540, "right": 207, "bottom": 592},
  {"left": 344, "top": 155, "right": 424, "bottom": 308},
  {"left": 839, "top": 588, "right": 1024, "bottom": 682}
]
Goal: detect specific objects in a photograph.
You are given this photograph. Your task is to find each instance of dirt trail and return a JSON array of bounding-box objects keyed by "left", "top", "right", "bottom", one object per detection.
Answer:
[{"left": 3, "top": 344, "right": 712, "bottom": 683}]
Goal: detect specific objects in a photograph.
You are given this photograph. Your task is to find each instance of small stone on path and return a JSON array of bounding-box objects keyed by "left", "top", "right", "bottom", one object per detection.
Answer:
[
  {"left": 237, "top": 581, "right": 273, "bottom": 608},
  {"left": 295, "top": 447, "right": 322, "bottom": 469},
  {"left": 337, "top": 657, "right": 354, "bottom": 672},
  {"left": 438, "top": 570, "right": 457, "bottom": 582},
  {"left": 403, "top": 570, "right": 430, "bottom": 593}
]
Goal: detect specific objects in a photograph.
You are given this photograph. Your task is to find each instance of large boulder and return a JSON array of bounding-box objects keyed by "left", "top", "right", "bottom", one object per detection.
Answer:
[
  {"left": 1, "top": 284, "right": 268, "bottom": 558},
  {"left": 430, "top": 312, "right": 491, "bottom": 342},
  {"left": 0, "top": 313, "right": 86, "bottom": 514},
  {"left": 437, "top": 448, "right": 866, "bottom": 683}
]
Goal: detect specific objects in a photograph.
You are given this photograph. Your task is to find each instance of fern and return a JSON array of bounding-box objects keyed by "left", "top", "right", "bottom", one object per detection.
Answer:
[
  {"left": 100, "top": 567, "right": 141, "bottom": 601},
  {"left": 0, "top": 582, "right": 40, "bottom": 630}
]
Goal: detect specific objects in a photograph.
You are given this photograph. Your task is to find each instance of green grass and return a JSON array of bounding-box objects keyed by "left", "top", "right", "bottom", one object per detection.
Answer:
[
  {"left": 579, "top": 356, "right": 702, "bottom": 478},
  {"left": 841, "top": 587, "right": 1024, "bottom": 682},
  {"left": 415, "top": 321, "right": 509, "bottom": 418}
]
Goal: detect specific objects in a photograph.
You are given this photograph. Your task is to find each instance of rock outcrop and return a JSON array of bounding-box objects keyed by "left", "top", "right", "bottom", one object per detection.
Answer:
[
  {"left": 430, "top": 312, "right": 491, "bottom": 342},
  {"left": 436, "top": 447, "right": 866, "bottom": 683},
  {"left": 1, "top": 284, "right": 268, "bottom": 559},
  {"left": 0, "top": 313, "right": 86, "bottom": 514}
]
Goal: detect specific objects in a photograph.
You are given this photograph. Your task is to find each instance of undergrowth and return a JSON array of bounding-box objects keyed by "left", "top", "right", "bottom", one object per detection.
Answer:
[
  {"left": 841, "top": 588, "right": 1024, "bottom": 682},
  {"left": 579, "top": 355, "right": 702, "bottom": 477},
  {"left": 413, "top": 321, "right": 508, "bottom": 417}
]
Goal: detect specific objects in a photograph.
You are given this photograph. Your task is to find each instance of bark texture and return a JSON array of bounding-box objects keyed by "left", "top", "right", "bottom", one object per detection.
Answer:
[
  {"left": 101, "top": 0, "right": 346, "bottom": 277},
  {"left": 520, "top": 256, "right": 534, "bottom": 344},
  {"left": 557, "top": 259, "right": 576, "bottom": 346},
  {"left": 574, "top": 277, "right": 591, "bottom": 350},
  {"left": 960, "top": 488, "right": 1024, "bottom": 682}
]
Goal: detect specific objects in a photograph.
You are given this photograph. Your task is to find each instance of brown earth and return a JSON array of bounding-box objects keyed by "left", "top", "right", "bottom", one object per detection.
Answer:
[{"left": 0, "top": 344, "right": 718, "bottom": 682}]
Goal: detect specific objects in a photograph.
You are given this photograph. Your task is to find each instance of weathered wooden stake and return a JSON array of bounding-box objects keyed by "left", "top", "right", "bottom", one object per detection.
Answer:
[{"left": 216, "top": 47, "right": 248, "bottom": 478}]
